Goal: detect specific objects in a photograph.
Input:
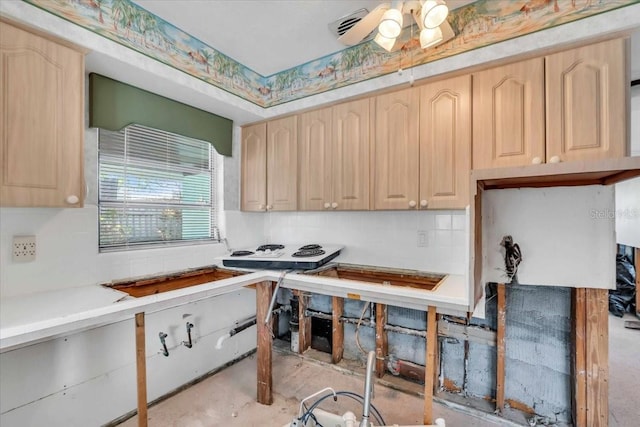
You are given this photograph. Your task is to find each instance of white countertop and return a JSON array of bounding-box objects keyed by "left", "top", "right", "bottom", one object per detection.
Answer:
[{"left": 0, "top": 269, "right": 469, "bottom": 353}]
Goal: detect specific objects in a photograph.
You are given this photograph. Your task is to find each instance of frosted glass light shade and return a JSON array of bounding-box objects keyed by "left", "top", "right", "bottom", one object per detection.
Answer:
[
  {"left": 378, "top": 8, "right": 403, "bottom": 39},
  {"left": 374, "top": 33, "right": 396, "bottom": 52},
  {"left": 420, "top": 26, "right": 443, "bottom": 49},
  {"left": 421, "top": 0, "right": 448, "bottom": 29}
]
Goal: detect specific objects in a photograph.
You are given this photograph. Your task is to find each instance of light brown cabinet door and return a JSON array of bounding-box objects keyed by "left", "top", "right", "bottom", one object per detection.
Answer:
[
  {"left": 298, "top": 107, "right": 332, "bottom": 211},
  {"left": 332, "top": 98, "right": 370, "bottom": 211},
  {"left": 0, "top": 22, "right": 84, "bottom": 207},
  {"left": 420, "top": 75, "right": 471, "bottom": 209},
  {"left": 472, "top": 57, "right": 545, "bottom": 169},
  {"left": 373, "top": 88, "right": 420, "bottom": 210},
  {"left": 546, "top": 38, "right": 627, "bottom": 162},
  {"left": 266, "top": 115, "right": 297, "bottom": 211},
  {"left": 241, "top": 123, "right": 267, "bottom": 211}
]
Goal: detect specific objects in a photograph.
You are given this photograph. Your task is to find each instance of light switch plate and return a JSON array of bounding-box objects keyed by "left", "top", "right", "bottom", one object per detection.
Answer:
[
  {"left": 13, "top": 235, "right": 36, "bottom": 262},
  {"left": 417, "top": 230, "right": 428, "bottom": 247}
]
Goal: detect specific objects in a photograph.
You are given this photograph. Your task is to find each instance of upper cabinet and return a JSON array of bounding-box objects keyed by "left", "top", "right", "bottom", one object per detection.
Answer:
[
  {"left": 473, "top": 38, "right": 627, "bottom": 170},
  {"left": 472, "top": 57, "right": 546, "bottom": 170},
  {"left": 241, "top": 122, "right": 267, "bottom": 211},
  {"left": 241, "top": 116, "right": 297, "bottom": 212},
  {"left": 298, "top": 98, "right": 371, "bottom": 211},
  {"left": 420, "top": 75, "right": 471, "bottom": 210},
  {"left": 545, "top": 38, "right": 627, "bottom": 162},
  {"left": 373, "top": 88, "right": 420, "bottom": 210},
  {"left": 0, "top": 21, "right": 84, "bottom": 207}
]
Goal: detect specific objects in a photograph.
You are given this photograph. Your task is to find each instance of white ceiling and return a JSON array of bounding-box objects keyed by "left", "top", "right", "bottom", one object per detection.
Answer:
[{"left": 133, "top": 0, "right": 475, "bottom": 76}]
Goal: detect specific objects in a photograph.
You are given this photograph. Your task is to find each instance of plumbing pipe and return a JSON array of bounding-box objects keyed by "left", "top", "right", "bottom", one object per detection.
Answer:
[
  {"left": 360, "top": 350, "right": 376, "bottom": 427},
  {"left": 297, "top": 387, "right": 338, "bottom": 420},
  {"left": 182, "top": 322, "right": 194, "bottom": 348},
  {"left": 265, "top": 270, "right": 290, "bottom": 325},
  {"left": 159, "top": 332, "right": 169, "bottom": 357},
  {"left": 217, "top": 306, "right": 288, "bottom": 350},
  {"left": 343, "top": 411, "right": 357, "bottom": 427},
  {"left": 215, "top": 333, "right": 231, "bottom": 350}
]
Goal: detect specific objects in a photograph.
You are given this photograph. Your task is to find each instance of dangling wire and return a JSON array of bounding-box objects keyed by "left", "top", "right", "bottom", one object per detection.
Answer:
[{"left": 409, "top": 9, "right": 415, "bottom": 86}]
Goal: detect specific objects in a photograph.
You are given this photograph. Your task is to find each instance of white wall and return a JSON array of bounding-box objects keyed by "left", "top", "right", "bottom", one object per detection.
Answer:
[
  {"left": 615, "top": 177, "right": 640, "bottom": 248},
  {"left": 631, "top": 85, "right": 640, "bottom": 156}
]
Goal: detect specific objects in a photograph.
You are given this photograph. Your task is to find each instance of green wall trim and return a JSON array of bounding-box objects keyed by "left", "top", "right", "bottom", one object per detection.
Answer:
[{"left": 89, "top": 73, "right": 232, "bottom": 156}]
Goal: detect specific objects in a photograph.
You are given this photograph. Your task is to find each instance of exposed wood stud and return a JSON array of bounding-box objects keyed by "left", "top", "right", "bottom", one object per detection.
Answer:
[
  {"left": 424, "top": 305, "right": 437, "bottom": 424},
  {"left": 135, "top": 312, "right": 148, "bottom": 427},
  {"left": 375, "top": 303, "right": 388, "bottom": 378},
  {"left": 296, "top": 290, "right": 312, "bottom": 354},
  {"left": 332, "top": 296, "right": 344, "bottom": 364},
  {"left": 256, "top": 281, "right": 274, "bottom": 405},
  {"left": 572, "top": 288, "right": 587, "bottom": 427},
  {"left": 585, "top": 288, "right": 608, "bottom": 426},
  {"left": 496, "top": 283, "right": 506, "bottom": 413}
]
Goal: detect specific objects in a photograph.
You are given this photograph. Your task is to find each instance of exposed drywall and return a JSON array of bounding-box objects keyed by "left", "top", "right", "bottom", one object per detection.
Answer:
[
  {"left": 0, "top": 289, "right": 256, "bottom": 427},
  {"left": 615, "top": 177, "right": 640, "bottom": 247},
  {"left": 482, "top": 185, "right": 616, "bottom": 289}
]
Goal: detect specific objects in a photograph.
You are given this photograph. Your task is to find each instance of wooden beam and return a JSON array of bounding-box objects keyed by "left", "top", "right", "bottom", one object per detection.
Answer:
[
  {"left": 135, "top": 312, "right": 148, "bottom": 427},
  {"left": 256, "top": 281, "right": 273, "bottom": 405},
  {"left": 375, "top": 303, "right": 388, "bottom": 378},
  {"left": 424, "top": 306, "right": 437, "bottom": 425},
  {"left": 572, "top": 288, "right": 587, "bottom": 427},
  {"left": 296, "top": 290, "right": 312, "bottom": 354},
  {"left": 332, "top": 296, "right": 344, "bottom": 364},
  {"left": 496, "top": 283, "right": 506, "bottom": 413},
  {"left": 585, "top": 288, "right": 608, "bottom": 427}
]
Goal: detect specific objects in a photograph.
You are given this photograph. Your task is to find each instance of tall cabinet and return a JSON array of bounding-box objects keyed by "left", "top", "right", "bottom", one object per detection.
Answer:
[{"left": 0, "top": 21, "right": 84, "bottom": 207}]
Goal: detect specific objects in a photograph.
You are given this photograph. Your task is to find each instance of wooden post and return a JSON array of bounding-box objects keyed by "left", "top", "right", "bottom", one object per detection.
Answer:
[
  {"left": 332, "top": 296, "right": 344, "bottom": 364},
  {"left": 424, "top": 306, "right": 437, "bottom": 425},
  {"left": 375, "top": 303, "right": 388, "bottom": 378},
  {"left": 573, "top": 288, "right": 609, "bottom": 427},
  {"left": 496, "top": 283, "right": 506, "bottom": 413},
  {"left": 572, "top": 288, "right": 587, "bottom": 427},
  {"left": 256, "top": 281, "right": 274, "bottom": 405},
  {"left": 135, "top": 312, "right": 148, "bottom": 427},
  {"left": 585, "top": 288, "right": 609, "bottom": 426},
  {"left": 296, "top": 290, "right": 312, "bottom": 354}
]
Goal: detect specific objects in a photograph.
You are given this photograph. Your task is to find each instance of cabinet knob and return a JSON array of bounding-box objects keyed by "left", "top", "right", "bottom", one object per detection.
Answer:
[
  {"left": 331, "top": 202, "right": 338, "bottom": 209},
  {"left": 266, "top": 204, "right": 273, "bottom": 210},
  {"left": 258, "top": 204, "right": 264, "bottom": 210},
  {"left": 531, "top": 157, "right": 542, "bottom": 165},
  {"left": 66, "top": 195, "right": 79, "bottom": 205},
  {"left": 324, "top": 202, "right": 331, "bottom": 209},
  {"left": 420, "top": 200, "right": 428, "bottom": 208},
  {"left": 409, "top": 200, "right": 417, "bottom": 208},
  {"left": 549, "top": 155, "right": 561, "bottom": 164}
]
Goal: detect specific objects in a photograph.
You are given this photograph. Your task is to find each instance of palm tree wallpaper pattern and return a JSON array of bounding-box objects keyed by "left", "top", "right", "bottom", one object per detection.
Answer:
[{"left": 24, "top": 0, "right": 639, "bottom": 108}]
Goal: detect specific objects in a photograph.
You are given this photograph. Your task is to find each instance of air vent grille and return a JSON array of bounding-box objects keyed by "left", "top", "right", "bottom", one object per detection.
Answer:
[{"left": 328, "top": 8, "right": 369, "bottom": 38}]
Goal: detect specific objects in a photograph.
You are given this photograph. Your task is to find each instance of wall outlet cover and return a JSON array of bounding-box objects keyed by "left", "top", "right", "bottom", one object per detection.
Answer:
[
  {"left": 13, "top": 235, "right": 36, "bottom": 262},
  {"left": 417, "top": 230, "right": 428, "bottom": 247}
]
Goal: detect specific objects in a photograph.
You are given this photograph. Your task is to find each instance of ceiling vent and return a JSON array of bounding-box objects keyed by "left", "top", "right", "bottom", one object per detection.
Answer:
[{"left": 328, "top": 8, "right": 375, "bottom": 41}]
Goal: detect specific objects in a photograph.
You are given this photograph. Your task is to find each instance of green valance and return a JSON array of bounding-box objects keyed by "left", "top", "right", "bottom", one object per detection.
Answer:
[{"left": 89, "top": 73, "right": 232, "bottom": 156}]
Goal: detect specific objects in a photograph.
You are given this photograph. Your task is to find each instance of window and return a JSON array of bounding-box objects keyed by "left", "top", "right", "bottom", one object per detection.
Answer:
[{"left": 98, "top": 124, "right": 218, "bottom": 251}]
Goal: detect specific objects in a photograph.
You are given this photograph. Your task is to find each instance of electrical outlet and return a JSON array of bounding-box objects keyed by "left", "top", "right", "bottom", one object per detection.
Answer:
[
  {"left": 417, "top": 230, "right": 428, "bottom": 247},
  {"left": 13, "top": 235, "right": 36, "bottom": 262}
]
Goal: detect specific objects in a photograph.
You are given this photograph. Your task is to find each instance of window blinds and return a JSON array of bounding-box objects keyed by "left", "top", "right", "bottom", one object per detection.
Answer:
[{"left": 98, "top": 124, "right": 218, "bottom": 251}]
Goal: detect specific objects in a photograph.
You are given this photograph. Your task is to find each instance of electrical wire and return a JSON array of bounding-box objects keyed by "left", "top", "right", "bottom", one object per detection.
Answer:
[
  {"left": 355, "top": 301, "right": 372, "bottom": 356},
  {"left": 298, "top": 391, "right": 386, "bottom": 426}
]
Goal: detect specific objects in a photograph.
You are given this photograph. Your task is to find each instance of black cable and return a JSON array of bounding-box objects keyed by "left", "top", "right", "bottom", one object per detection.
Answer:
[{"left": 299, "top": 391, "right": 386, "bottom": 426}]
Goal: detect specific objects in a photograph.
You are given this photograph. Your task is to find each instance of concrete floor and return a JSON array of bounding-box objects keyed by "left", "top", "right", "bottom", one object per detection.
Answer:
[
  {"left": 118, "top": 346, "right": 517, "bottom": 427},
  {"left": 609, "top": 312, "right": 640, "bottom": 427}
]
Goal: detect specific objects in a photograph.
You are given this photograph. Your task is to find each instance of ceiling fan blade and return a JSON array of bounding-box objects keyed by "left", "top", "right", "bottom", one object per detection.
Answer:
[{"left": 338, "top": 3, "right": 390, "bottom": 46}]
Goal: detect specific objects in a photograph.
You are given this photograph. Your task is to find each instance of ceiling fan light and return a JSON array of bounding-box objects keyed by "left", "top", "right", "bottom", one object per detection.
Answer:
[
  {"left": 420, "top": 26, "right": 443, "bottom": 49},
  {"left": 421, "top": 0, "right": 448, "bottom": 29},
  {"left": 374, "top": 33, "right": 397, "bottom": 52},
  {"left": 378, "top": 8, "right": 403, "bottom": 39}
]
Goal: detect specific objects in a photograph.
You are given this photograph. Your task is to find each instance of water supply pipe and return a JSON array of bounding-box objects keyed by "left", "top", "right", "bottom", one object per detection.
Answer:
[{"left": 359, "top": 350, "right": 376, "bottom": 427}]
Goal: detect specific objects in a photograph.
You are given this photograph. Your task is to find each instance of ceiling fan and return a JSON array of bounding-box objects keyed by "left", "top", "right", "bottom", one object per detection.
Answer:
[{"left": 333, "top": 0, "right": 453, "bottom": 52}]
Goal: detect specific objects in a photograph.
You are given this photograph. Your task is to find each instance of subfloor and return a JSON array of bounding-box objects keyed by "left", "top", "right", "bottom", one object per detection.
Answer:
[
  {"left": 118, "top": 344, "right": 518, "bottom": 427},
  {"left": 609, "top": 312, "right": 640, "bottom": 427}
]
